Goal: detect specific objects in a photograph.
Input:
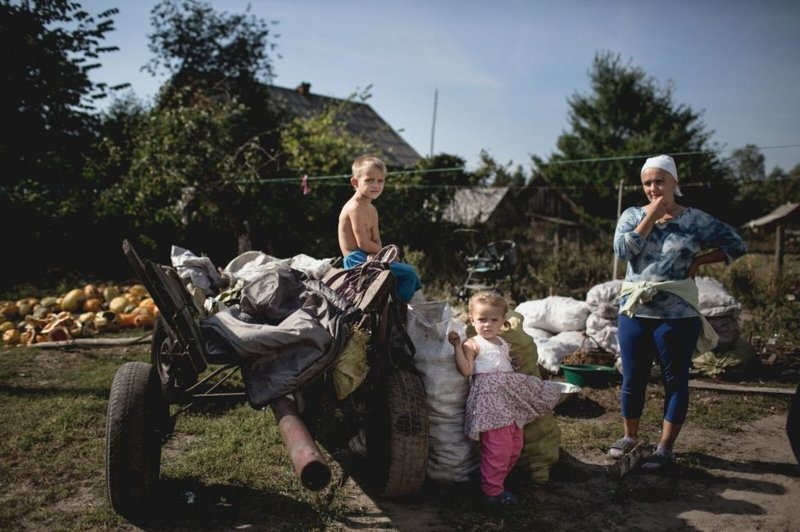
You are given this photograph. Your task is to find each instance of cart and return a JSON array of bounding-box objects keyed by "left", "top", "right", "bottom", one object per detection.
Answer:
[{"left": 105, "top": 240, "right": 429, "bottom": 520}]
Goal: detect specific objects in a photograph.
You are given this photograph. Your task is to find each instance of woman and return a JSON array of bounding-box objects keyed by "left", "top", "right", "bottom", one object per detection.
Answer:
[{"left": 610, "top": 154, "right": 747, "bottom": 471}]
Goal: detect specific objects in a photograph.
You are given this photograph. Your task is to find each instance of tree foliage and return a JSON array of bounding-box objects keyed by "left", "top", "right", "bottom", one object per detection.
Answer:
[
  {"left": 727, "top": 144, "right": 766, "bottom": 181},
  {"left": 96, "top": 87, "right": 268, "bottom": 258},
  {"left": 145, "top": 0, "right": 278, "bottom": 89},
  {"left": 533, "top": 52, "right": 723, "bottom": 225},
  {"left": 1, "top": 0, "right": 128, "bottom": 282},
  {"left": 1, "top": 0, "right": 126, "bottom": 195}
]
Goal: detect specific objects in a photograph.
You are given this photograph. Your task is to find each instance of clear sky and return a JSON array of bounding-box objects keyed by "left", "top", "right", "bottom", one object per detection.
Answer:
[{"left": 81, "top": 0, "right": 800, "bottom": 174}]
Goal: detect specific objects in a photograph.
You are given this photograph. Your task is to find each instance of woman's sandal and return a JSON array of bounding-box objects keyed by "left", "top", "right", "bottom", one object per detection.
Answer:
[
  {"left": 640, "top": 450, "right": 674, "bottom": 472},
  {"left": 608, "top": 437, "right": 637, "bottom": 458}
]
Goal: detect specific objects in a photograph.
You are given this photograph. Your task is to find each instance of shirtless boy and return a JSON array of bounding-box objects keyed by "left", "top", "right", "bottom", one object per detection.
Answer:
[{"left": 337, "top": 155, "right": 422, "bottom": 303}]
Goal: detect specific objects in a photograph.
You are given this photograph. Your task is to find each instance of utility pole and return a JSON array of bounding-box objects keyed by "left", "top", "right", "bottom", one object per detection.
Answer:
[{"left": 429, "top": 88, "right": 438, "bottom": 158}]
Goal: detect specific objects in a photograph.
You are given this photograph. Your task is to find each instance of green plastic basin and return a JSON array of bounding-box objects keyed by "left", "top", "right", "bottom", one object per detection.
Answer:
[{"left": 560, "top": 364, "right": 617, "bottom": 387}]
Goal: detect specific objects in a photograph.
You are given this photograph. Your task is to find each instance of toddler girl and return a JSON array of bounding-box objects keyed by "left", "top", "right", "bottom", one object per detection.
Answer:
[{"left": 448, "top": 291, "right": 562, "bottom": 504}]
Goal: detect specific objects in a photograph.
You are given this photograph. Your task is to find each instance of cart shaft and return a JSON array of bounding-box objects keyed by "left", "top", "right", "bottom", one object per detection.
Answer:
[{"left": 270, "top": 397, "right": 331, "bottom": 491}]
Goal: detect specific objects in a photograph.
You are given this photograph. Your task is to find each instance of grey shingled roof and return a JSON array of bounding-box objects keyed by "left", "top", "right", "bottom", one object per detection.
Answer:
[
  {"left": 742, "top": 202, "right": 800, "bottom": 229},
  {"left": 442, "top": 187, "right": 511, "bottom": 226},
  {"left": 265, "top": 85, "right": 422, "bottom": 169}
]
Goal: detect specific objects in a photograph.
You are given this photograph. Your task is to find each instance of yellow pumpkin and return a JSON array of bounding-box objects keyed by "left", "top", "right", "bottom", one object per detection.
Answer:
[
  {"left": 109, "top": 296, "right": 128, "bottom": 314},
  {"left": 61, "top": 288, "right": 86, "bottom": 313}
]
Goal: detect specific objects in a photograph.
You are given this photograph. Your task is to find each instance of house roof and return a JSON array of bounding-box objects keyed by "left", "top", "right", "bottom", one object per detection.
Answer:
[
  {"left": 742, "top": 202, "right": 800, "bottom": 229},
  {"left": 265, "top": 84, "right": 422, "bottom": 169},
  {"left": 442, "top": 187, "right": 511, "bottom": 226}
]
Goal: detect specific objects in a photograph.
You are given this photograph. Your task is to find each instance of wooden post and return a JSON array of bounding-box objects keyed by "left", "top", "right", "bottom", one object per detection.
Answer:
[
  {"left": 612, "top": 178, "right": 624, "bottom": 280},
  {"left": 774, "top": 223, "right": 785, "bottom": 294}
]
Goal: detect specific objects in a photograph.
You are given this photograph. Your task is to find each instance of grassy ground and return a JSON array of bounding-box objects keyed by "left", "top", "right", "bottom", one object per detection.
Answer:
[{"left": 1, "top": 339, "right": 795, "bottom": 531}]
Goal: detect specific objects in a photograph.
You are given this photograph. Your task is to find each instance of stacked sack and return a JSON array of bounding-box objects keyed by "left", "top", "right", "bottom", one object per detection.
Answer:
[
  {"left": 514, "top": 296, "right": 590, "bottom": 374},
  {"left": 584, "top": 279, "right": 622, "bottom": 356},
  {"left": 495, "top": 311, "right": 561, "bottom": 484},
  {"left": 408, "top": 301, "right": 479, "bottom": 483},
  {"left": 693, "top": 276, "right": 758, "bottom": 374},
  {"left": 515, "top": 277, "right": 753, "bottom": 376}
]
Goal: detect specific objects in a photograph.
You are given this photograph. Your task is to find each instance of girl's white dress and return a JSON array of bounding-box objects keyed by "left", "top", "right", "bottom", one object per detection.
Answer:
[{"left": 465, "top": 335, "right": 561, "bottom": 441}]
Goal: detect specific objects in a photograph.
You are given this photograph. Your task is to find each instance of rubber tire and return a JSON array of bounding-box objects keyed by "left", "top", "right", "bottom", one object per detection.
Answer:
[
  {"left": 366, "top": 368, "right": 429, "bottom": 497},
  {"left": 105, "top": 361, "right": 168, "bottom": 519},
  {"left": 151, "top": 317, "right": 197, "bottom": 403}
]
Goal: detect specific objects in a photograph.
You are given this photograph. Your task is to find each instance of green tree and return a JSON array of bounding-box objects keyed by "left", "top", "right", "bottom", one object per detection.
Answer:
[
  {"left": 472, "top": 150, "right": 527, "bottom": 187},
  {"left": 532, "top": 51, "right": 723, "bottom": 227},
  {"left": 0, "top": 0, "right": 127, "bottom": 284},
  {"left": 145, "top": 0, "right": 277, "bottom": 88},
  {"left": 269, "top": 89, "right": 377, "bottom": 256},
  {"left": 727, "top": 144, "right": 766, "bottom": 181},
  {"left": 97, "top": 87, "right": 268, "bottom": 259},
  {"left": 97, "top": 0, "right": 285, "bottom": 259}
]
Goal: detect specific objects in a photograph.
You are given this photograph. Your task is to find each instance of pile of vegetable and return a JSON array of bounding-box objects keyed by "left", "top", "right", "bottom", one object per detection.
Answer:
[{"left": 0, "top": 283, "right": 158, "bottom": 346}]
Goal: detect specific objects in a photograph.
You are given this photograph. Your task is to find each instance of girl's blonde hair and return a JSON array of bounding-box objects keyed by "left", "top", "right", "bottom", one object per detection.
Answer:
[{"left": 468, "top": 290, "right": 508, "bottom": 316}]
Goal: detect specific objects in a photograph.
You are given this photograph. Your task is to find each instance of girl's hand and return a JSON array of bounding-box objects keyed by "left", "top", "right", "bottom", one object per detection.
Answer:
[{"left": 447, "top": 331, "right": 461, "bottom": 346}]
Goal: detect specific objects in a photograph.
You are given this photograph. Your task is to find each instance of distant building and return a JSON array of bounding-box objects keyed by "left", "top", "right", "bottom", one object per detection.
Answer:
[
  {"left": 442, "top": 186, "right": 515, "bottom": 227},
  {"left": 265, "top": 82, "right": 422, "bottom": 169}
]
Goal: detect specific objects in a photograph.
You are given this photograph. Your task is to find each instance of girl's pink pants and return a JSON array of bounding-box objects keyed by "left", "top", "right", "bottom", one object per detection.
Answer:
[{"left": 479, "top": 423, "right": 523, "bottom": 496}]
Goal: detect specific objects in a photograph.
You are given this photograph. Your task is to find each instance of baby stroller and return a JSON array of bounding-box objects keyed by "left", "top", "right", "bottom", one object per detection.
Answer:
[{"left": 455, "top": 230, "right": 519, "bottom": 302}]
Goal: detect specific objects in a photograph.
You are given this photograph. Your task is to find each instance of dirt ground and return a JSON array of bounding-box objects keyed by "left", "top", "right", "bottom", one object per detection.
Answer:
[{"left": 336, "top": 397, "right": 800, "bottom": 531}]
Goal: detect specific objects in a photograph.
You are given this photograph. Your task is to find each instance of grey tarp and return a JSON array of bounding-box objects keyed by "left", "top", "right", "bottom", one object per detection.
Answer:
[{"left": 200, "top": 268, "right": 359, "bottom": 409}]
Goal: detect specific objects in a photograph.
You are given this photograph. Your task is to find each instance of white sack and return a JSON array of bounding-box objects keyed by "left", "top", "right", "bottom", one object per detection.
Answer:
[
  {"left": 696, "top": 276, "right": 741, "bottom": 318},
  {"left": 523, "top": 325, "right": 555, "bottom": 341},
  {"left": 407, "top": 301, "right": 479, "bottom": 482},
  {"left": 585, "top": 280, "right": 622, "bottom": 319},
  {"left": 584, "top": 313, "right": 620, "bottom": 356},
  {"left": 535, "top": 331, "right": 586, "bottom": 373},
  {"left": 515, "top": 296, "right": 590, "bottom": 333}
]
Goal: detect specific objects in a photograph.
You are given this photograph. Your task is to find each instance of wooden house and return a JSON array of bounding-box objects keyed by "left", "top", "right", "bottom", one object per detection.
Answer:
[{"left": 265, "top": 82, "right": 421, "bottom": 169}]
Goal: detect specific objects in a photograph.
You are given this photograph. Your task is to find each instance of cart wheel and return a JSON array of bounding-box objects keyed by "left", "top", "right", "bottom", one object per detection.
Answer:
[
  {"left": 151, "top": 317, "right": 197, "bottom": 402},
  {"left": 105, "top": 361, "right": 169, "bottom": 519},
  {"left": 366, "top": 368, "right": 429, "bottom": 497}
]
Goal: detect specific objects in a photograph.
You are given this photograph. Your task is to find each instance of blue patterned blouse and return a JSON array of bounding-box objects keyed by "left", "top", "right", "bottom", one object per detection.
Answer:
[{"left": 614, "top": 206, "right": 747, "bottom": 319}]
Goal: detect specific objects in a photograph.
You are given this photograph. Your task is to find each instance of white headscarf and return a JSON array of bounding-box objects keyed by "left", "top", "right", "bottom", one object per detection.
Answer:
[{"left": 641, "top": 154, "right": 683, "bottom": 196}]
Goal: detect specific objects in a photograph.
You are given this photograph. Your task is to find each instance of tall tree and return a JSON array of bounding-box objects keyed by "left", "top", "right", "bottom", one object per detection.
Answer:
[
  {"left": 532, "top": 52, "right": 723, "bottom": 226},
  {"left": 727, "top": 144, "right": 766, "bottom": 181},
  {"left": 0, "top": 0, "right": 127, "bottom": 284},
  {"left": 145, "top": 0, "right": 277, "bottom": 88},
  {"left": 105, "top": 0, "right": 284, "bottom": 258}
]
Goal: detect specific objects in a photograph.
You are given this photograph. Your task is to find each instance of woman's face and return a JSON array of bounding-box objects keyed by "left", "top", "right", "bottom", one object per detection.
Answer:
[{"left": 640, "top": 168, "right": 677, "bottom": 204}]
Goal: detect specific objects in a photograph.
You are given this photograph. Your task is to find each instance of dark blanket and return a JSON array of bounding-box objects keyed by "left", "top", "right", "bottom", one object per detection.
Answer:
[{"left": 201, "top": 267, "right": 359, "bottom": 409}]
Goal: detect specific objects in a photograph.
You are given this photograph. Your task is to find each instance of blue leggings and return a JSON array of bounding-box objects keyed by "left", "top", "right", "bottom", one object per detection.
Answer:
[{"left": 618, "top": 314, "right": 701, "bottom": 425}]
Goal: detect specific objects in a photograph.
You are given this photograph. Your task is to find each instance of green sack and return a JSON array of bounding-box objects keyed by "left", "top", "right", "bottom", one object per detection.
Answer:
[{"left": 332, "top": 326, "right": 370, "bottom": 400}]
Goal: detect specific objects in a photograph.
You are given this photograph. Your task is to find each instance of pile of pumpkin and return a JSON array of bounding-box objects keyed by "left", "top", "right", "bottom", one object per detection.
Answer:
[{"left": 0, "top": 283, "right": 160, "bottom": 346}]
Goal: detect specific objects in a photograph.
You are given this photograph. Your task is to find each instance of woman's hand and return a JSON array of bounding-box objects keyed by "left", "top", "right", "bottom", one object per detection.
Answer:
[
  {"left": 645, "top": 196, "right": 667, "bottom": 220},
  {"left": 447, "top": 331, "right": 461, "bottom": 346}
]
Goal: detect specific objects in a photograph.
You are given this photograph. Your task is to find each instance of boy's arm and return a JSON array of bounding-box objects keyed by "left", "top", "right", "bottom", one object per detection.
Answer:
[{"left": 349, "top": 206, "right": 382, "bottom": 254}]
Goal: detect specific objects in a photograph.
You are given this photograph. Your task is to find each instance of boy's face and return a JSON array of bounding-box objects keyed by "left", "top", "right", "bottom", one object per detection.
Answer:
[
  {"left": 351, "top": 168, "right": 385, "bottom": 200},
  {"left": 469, "top": 303, "right": 505, "bottom": 341}
]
